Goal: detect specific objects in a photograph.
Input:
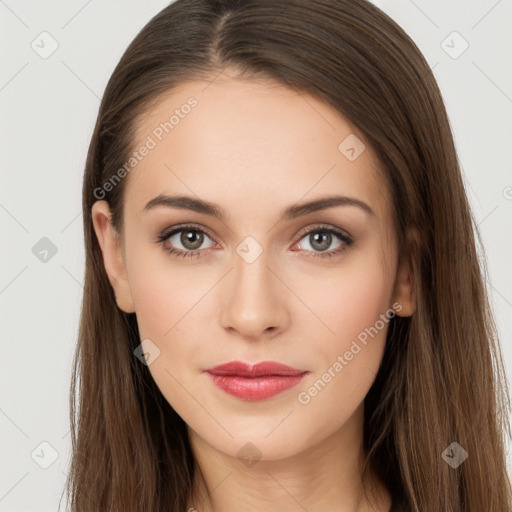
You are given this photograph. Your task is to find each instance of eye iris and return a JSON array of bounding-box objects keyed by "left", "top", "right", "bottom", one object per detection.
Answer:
[
  {"left": 181, "top": 230, "right": 203, "bottom": 250},
  {"left": 310, "top": 231, "right": 331, "bottom": 251}
]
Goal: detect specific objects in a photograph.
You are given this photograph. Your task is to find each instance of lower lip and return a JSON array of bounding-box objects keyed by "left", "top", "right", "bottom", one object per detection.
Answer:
[{"left": 206, "top": 373, "right": 308, "bottom": 401}]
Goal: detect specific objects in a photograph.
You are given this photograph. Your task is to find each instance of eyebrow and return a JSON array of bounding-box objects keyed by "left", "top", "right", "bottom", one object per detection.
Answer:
[{"left": 142, "top": 194, "right": 375, "bottom": 220}]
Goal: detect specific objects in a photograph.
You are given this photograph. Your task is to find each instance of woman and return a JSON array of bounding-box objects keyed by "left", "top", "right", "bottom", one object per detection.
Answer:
[{"left": 61, "top": 0, "right": 512, "bottom": 510}]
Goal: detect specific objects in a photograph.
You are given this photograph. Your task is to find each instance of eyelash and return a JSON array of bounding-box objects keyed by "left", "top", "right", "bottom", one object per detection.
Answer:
[{"left": 156, "top": 223, "right": 354, "bottom": 260}]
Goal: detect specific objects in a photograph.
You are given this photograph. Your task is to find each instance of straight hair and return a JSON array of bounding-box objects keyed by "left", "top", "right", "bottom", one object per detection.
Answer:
[{"left": 61, "top": 1, "right": 512, "bottom": 510}]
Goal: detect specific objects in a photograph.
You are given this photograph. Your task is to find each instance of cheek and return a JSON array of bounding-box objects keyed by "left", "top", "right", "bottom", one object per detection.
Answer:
[
  {"left": 127, "top": 244, "right": 208, "bottom": 342},
  {"left": 294, "top": 250, "right": 394, "bottom": 350},
  {"left": 292, "top": 252, "right": 394, "bottom": 430},
  {"left": 127, "top": 255, "right": 210, "bottom": 422}
]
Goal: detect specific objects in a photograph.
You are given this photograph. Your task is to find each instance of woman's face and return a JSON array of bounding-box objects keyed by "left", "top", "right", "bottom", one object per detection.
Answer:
[{"left": 92, "top": 74, "right": 415, "bottom": 462}]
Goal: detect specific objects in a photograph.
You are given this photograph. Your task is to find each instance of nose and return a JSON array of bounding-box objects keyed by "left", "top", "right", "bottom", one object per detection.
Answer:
[{"left": 219, "top": 248, "right": 289, "bottom": 341}]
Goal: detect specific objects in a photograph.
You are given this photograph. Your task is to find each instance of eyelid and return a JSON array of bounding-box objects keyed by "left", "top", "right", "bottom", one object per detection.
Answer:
[
  {"left": 294, "top": 223, "right": 352, "bottom": 241},
  {"left": 157, "top": 221, "right": 353, "bottom": 258},
  {"left": 158, "top": 222, "right": 222, "bottom": 246},
  {"left": 158, "top": 222, "right": 352, "bottom": 244}
]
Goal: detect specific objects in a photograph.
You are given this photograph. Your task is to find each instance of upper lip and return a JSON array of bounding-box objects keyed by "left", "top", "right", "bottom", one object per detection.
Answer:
[{"left": 205, "top": 360, "right": 307, "bottom": 377}]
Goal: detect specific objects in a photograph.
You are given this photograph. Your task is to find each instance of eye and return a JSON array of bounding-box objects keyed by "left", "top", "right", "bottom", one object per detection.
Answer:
[
  {"left": 157, "top": 224, "right": 218, "bottom": 259},
  {"left": 293, "top": 225, "right": 353, "bottom": 259},
  {"left": 157, "top": 223, "right": 353, "bottom": 260}
]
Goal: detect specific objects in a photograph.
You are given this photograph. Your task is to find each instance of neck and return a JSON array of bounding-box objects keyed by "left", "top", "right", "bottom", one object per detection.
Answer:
[{"left": 185, "top": 404, "right": 392, "bottom": 512}]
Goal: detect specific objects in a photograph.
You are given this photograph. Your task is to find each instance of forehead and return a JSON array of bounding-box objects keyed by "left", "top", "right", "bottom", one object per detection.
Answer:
[{"left": 126, "top": 76, "right": 391, "bottom": 225}]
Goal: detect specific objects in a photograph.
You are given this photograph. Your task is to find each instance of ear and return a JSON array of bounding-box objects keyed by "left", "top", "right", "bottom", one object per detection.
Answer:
[
  {"left": 391, "top": 229, "right": 417, "bottom": 317},
  {"left": 91, "top": 200, "right": 135, "bottom": 314}
]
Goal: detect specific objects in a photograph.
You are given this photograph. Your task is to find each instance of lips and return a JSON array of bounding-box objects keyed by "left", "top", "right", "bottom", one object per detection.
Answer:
[{"left": 204, "top": 361, "right": 309, "bottom": 401}]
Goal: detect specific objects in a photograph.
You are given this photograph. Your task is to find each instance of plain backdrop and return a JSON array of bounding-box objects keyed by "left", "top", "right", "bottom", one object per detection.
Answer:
[{"left": 1, "top": 1, "right": 511, "bottom": 510}]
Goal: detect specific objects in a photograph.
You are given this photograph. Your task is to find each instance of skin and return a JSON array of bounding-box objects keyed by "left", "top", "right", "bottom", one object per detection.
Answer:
[{"left": 92, "top": 70, "right": 416, "bottom": 512}]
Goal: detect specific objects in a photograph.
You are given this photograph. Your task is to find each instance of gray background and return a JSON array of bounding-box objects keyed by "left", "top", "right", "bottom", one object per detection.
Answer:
[{"left": 1, "top": 0, "right": 511, "bottom": 510}]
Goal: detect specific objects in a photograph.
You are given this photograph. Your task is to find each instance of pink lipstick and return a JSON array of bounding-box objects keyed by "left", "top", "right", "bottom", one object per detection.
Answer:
[{"left": 204, "top": 361, "right": 309, "bottom": 401}]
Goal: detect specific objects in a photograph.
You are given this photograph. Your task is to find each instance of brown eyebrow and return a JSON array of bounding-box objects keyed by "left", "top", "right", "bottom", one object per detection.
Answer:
[{"left": 142, "top": 194, "right": 375, "bottom": 220}]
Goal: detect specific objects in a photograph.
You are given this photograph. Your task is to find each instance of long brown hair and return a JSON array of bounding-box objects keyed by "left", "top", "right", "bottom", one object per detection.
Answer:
[{"left": 61, "top": 0, "right": 512, "bottom": 510}]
